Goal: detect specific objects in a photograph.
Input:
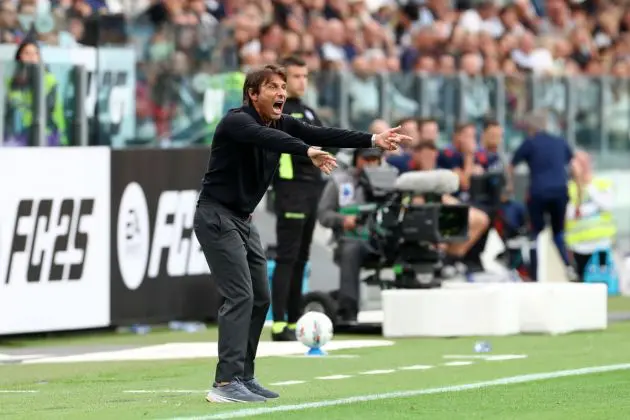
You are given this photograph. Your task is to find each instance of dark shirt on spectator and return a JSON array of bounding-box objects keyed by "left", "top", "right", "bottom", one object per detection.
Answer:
[
  {"left": 386, "top": 152, "right": 413, "bottom": 173},
  {"left": 511, "top": 131, "right": 573, "bottom": 199},
  {"left": 437, "top": 147, "right": 499, "bottom": 170}
]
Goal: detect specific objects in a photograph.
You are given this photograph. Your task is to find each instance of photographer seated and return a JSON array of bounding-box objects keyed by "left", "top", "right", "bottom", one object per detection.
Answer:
[
  {"left": 410, "top": 140, "right": 490, "bottom": 266},
  {"left": 317, "top": 148, "right": 385, "bottom": 322}
]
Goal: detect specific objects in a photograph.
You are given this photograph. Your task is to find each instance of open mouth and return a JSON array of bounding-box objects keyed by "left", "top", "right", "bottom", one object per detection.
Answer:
[{"left": 272, "top": 100, "right": 284, "bottom": 113}]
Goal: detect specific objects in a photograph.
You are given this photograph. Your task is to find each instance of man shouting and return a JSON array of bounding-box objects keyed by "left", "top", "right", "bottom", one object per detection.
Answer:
[{"left": 194, "top": 64, "right": 410, "bottom": 404}]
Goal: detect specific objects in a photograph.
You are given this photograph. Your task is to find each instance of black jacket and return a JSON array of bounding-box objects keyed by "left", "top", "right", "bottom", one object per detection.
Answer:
[
  {"left": 200, "top": 105, "right": 373, "bottom": 216},
  {"left": 277, "top": 97, "right": 326, "bottom": 184}
]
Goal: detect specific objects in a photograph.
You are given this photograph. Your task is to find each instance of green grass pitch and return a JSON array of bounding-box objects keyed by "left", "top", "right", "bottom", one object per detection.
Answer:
[{"left": 1, "top": 297, "right": 630, "bottom": 420}]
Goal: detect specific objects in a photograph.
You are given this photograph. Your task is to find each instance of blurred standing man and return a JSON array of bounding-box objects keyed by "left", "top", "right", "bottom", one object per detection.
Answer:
[
  {"left": 507, "top": 111, "right": 577, "bottom": 281},
  {"left": 194, "top": 64, "right": 409, "bottom": 403},
  {"left": 271, "top": 55, "right": 324, "bottom": 342},
  {"left": 317, "top": 147, "right": 385, "bottom": 322}
]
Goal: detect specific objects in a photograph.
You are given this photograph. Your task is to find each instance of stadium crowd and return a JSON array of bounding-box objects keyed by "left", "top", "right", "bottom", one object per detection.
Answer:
[
  {"left": 1, "top": 0, "right": 630, "bottom": 151},
  {"left": 10, "top": 0, "right": 629, "bottom": 76}
]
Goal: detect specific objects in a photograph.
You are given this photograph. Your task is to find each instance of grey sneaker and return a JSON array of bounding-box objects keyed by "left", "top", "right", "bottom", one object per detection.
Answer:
[
  {"left": 243, "top": 378, "right": 279, "bottom": 399},
  {"left": 206, "top": 379, "right": 267, "bottom": 403}
]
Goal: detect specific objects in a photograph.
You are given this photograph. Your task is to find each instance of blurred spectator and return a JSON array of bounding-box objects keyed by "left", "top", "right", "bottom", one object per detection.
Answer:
[
  {"left": 368, "top": 118, "right": 390, "bottom": 134},
  {"left": 1, "top": 0, "right": 629, "bottom": 151},
  {"left": 4, "top": 32, "right": 66, "bottom": 146}
]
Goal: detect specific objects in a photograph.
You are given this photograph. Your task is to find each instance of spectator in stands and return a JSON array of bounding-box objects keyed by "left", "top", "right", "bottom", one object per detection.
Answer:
[
  {"left": 437, "top": 122, "right": 485, "bottom": 201},
  {"left": 538, "top": 0, "right": 575, "bottom": 37},
  {"left": 0, "top": 1, "right": 21, "bottom": 44},
  {"left": 384, "top": 117, "right": 418, "bottom": 172},
  {"left": 480, "top": 120, "right": 528, "bottom": 238},
  {"left": 479, "top": 120, "right": 503, "bottom": 169},
  {"left": 459, "top": 52, "right": 491, "bottom": 126},
  {"left": 17, "top": 0, "right": 630, "bottom": 155},
  {"left": 418, "top": 117, "right": 440, "bottom": 145},
  {"left": 368, "top": 118, "right": 390, "bottom": 134},
  {"left": 4, "top": 32, "right": 66, "bottom": 146}
]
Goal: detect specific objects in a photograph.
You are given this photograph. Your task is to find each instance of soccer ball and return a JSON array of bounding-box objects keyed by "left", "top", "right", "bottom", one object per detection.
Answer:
[{"left": 295, "top": 311, "right": 334, "bottom": 349}]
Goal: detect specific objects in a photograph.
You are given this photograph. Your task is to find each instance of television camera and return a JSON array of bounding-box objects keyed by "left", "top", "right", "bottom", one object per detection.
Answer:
[{"left": 336, "top": 166, "right": 470, "bottom": 290}]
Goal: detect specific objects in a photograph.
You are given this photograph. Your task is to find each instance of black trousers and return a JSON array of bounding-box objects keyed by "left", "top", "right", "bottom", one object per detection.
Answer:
[
  {"left": 272, "top": 181, "right": 323, "bottom": 324},
  {"left": 193, "top": 200, "right": 270, "bottom": 383},
  {"left": 527, "top": 192, "right": 570, "bottom": 280}
]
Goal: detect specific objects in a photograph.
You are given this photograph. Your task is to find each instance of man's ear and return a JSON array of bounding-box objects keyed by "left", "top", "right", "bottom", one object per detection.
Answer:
[{"left": 248, "top": 87, "right": 257, "bottom": 102}]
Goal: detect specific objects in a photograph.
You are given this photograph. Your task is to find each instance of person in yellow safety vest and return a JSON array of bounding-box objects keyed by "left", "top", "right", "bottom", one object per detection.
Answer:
[
  {"left": 565, "top": 150, "right": 617, "bottom": 281},
  {"left": 4, "top": 33, "right": 67, "bottom": 147}
]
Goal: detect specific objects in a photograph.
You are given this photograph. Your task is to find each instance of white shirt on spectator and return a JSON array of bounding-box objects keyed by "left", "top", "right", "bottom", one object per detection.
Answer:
[
  {"left": 458, "top": 9, "right": 504, "bottom": 38},
  {"left": 240, "top": 40, "right": 261, "bottom": 56},
  {"left": 538, "top": 18, "right": 575, "bottom": 37},
  {"left": 511, "top": 48, "right": 554, "bottom": 73},
  {"left": 321, "top": 42, "right": 347, "bottom": 63}
]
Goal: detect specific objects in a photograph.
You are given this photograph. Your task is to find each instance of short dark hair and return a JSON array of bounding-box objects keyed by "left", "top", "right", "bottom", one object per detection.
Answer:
[
  {"left": 242, "top": 64, "right": 287, "bottom": 106},
  {"left": 484, "top": 119, "right": 501, "bottom": 130},
  {"left": 412, "top": 140, "right": 437, "bottom": 152},
  {"left": 454, "top": 122, "right": 475, "bottom": 133},
  {"left": 279, "top": 55, "right": 306, "bottom": 68}
]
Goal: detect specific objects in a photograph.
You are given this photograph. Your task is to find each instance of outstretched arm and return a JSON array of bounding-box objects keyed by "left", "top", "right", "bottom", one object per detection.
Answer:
[
  {"left": 283, "top": 115, "right": 373, "bottom": 148},
  {"left": 283, "top": 116, "right": 412, "bottom": 151},
  {"left": 224, "top": 112, "right": 311, "bottom": 156}
]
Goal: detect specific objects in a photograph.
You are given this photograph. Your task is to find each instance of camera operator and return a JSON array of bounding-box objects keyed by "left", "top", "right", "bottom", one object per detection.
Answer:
[
  {"left": 317, "top": 148, "right": 385, "bottom": 322},
  {"left": 409, "top": 140, "right": 490, "bottom": 262}
]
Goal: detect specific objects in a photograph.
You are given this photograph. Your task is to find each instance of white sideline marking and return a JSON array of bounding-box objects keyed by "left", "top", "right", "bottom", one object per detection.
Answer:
[
  {"left": 269, "top": 381, "right": 306, "bottom": 386},
  {"left": 125, "top": 390, "right": 207, "bottom": 394},
  {"left": 20, "top": 340, "right": 394, "bottom": 365},
  {"left": 279, "top": 354, "right": 359, "bottom": 359},
  {"left": 0, "top": 390, "right": 39, "bottom": 394},
  {"left": 0, "top": 353, "right": 48, "bottom": 362},
  {"left": 399, "top": 365, "right": 433, "bottom": 371},
  {"left": 443, "top": 354, "right": 527, "bottom": 360},
  {"left": 359, "top": 369, "right": 396, "bottom": 375},
  {"left": 170, "top": 363, "right": 630, "bottom": 420},
  {"left": 485, "top": 355, "right": 528, "bottom": 361},
  {"left": 443, "top": 361, "right": 474, "bottom": 366},
  {"left": 316, "top": 375, "right": 353, "bottom": 380}
]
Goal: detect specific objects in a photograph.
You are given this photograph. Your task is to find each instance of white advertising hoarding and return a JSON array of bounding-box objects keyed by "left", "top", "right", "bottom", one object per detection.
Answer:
[{"left": 0, "top": 147, "right": 111, "bottom": 334}]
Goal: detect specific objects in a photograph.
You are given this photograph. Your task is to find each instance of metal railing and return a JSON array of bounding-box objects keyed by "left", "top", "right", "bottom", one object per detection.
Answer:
[
  {"left": 1, "top": 50, "right": 629, "bottom": 241},
  {"left": 3, "top": 52, "right": 630, "bottom": 166}
]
